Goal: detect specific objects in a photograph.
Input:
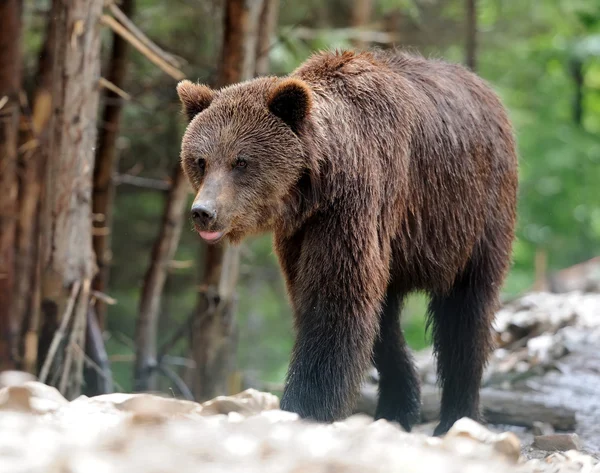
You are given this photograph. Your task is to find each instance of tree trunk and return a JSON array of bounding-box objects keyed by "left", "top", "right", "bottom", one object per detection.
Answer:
[
  {"left": 38, "top": 0, "right": 103, "bottom": 399},
  {"left": 192, "top": 0, "right": 265, "bottom": 402},
  {"left": 0, "top": 0, "right": 23, "bottom": 370},
  {"left": 217, "top": 0, "right": 264, "bottom": 87},
  {"left": 465, "top": 0, "right": 477, "bottom": 71},
  {"left": 569, "top": 58, "right": 584, "bottom": 127},
  {"left": 350, "top": 0, "right": 373, "bottom": 50},
  {"left": 14, "top": 1, "right": 57, "bottom": 374},
  {"left": 255, "top": 0, "right": 279, "bottom": 76},
  {"left": 134, "top": 163, "right": 189, "bottom": 392},
  {"left": 92, "top": 0, "right": 135, "bottom": 328}
]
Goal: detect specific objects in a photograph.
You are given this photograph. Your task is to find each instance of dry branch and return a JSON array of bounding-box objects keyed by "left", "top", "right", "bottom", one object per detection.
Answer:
[
  {"left": 105, "top": 0, "right": 184, "bottom": 69},
  {"left": 58, "top": 280, "right": 91, "bottom": 396},
  {"left": 91, "top": 290, "right": 117, "bottom": 305},
  {"left": 70, "top": 279, "right": 91, "bottom": 397},
  {"left": 113, "top": 173, "right": 172, "bottom": 191},
  {"left": 100, "top": 14, "right": 185, "bottom": 80},
  {"left": 38, "top": 281, "right": 81, "bottom": 384},
  {"left": 98, "top": 77, "right": 131, "bottom": 101}
]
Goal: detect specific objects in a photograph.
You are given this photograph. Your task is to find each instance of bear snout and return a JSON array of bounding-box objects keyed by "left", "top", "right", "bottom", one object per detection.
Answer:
[{"left": 191, "top": 202, "right": 217, "bottom": 228}]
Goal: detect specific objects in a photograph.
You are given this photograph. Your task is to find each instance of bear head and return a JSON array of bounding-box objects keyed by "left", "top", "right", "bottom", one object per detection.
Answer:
[{"left": 177, "top": 77, "right": 314, "bottom": 244}]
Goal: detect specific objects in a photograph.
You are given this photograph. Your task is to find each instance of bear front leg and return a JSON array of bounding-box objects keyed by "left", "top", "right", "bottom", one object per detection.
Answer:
[
  {"left": 373, "top": 283, "right": 421, "bottom": 431},
  {"left": 277, "top": 221, "right": 388, "bottom": 422}
]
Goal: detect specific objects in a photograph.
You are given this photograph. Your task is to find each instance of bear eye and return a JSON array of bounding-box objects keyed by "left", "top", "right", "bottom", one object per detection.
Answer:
[
  {"left": 234, "top": 157, "right": 248, "bottom": 169},
  {"left": 197, "top": 158, "right": 206, "bottom": 174}
]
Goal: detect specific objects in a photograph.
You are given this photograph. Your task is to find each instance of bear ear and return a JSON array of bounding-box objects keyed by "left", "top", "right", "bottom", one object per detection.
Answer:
[
  {"left": 267, "top": 78, "right": 312, "bottom": 132},
  {"left": 177, "top": 80, "right": 215, "bottom": 121}
]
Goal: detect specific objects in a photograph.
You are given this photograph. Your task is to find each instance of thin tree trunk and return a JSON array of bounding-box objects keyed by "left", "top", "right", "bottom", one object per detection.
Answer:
[
  {"left": 0, "top": 0, "right": 23, "bottom": 370},
  {"left": 192, "top": 0, "right": 264, "bottom": 402},
  {"left": 134, "top": 164, "right": 189, "bottom": 392},
  {"left": 92, "top": 0, "right": 135, "bottom": 328},
  {"left": 38, "top": 0, "right": 103, "bottom": 399},
  {"left": 350, "top": 0, "right": 373, "bottom": 50},
  {"left": 15, "top": 1, "right": 57, "bottom": 373},
  {"left": 255, "top": 0, "right": 279, "bottom": 76},
  {"left": 465, "top": 0, "right": 477, "bottom": 71},
  {"left": 570, "top": 58, "right": 584, "bottom": 127}
]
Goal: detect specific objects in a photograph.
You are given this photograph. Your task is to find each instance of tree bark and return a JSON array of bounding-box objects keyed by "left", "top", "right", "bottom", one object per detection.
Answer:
[
  {"left": 217, "top": 0, "right": 264, "bottom": 87},
  {"left": 465, "top": 0, "right": 477, "bottom": 71},
  {"left": 0, "top": 0, "right": 23, "bottom": 370},
  {"left": 38, "top": 0, "right": 103, "bottom": 399},
  {"left": 350, "top": 0, "right": 373, "bottom": 50},
  {"left": 92, "top": 0, "right": 135, "bottom": 328},
  {"left": 14, "top": 1, "right": 57, "bottom": 373},
  {"left": 192, "top": 0, "right": 264, "bottom": 402},
  {"left": 134, "top": 163, "right": 189, "bottom": 392},
  {"left": 255, "top": 0, "right": 279, "bottom": 76}
]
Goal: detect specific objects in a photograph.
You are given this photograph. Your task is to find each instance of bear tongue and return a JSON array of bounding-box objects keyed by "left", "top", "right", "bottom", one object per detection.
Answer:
[{"left": 199, "top": 230, "right": 223, "bottom": 241}]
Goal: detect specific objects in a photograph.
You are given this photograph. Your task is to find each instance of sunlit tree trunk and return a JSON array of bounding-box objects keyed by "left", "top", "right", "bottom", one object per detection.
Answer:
[
  {"left": 38, "top": 0, "right": 103, "bottom": 399},
  {"left": 255, "top": 0, "right": 279, "bottom": 76},
  {"left": 0, "top": 0, "right": 23, "bottom": 370}
]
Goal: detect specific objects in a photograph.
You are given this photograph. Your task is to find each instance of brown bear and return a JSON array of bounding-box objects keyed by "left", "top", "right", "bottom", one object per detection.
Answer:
[{"left": 176, "top": 49, "right": 518, "bottom": 435}]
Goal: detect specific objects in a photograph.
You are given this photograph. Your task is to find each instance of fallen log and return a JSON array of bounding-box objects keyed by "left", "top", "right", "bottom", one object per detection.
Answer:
[{"left": 356, "top": 384, "right": 576, "bottom": 431}]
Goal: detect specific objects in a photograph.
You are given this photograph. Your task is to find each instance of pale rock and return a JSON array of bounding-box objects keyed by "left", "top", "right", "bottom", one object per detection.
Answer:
[
  {"left": 0, "top": 381, "right": 67, "bottom": 414},
  {"left": 200, "top": 388, "right": 279, "bottom": 416},
  {"left": 0, "top": 385, "right": 32, "bottom": 412},
  {"left": 0, "top": 370, "right": 36, "bottom": 388},
  {"left": 445, "top": 417, "right": 522, "bottom": 463}
]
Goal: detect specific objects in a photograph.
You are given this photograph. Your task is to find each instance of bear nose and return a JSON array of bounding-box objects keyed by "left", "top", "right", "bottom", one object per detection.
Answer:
[{"left": 191, "top": 204, "right": 217, "bottom": 227}]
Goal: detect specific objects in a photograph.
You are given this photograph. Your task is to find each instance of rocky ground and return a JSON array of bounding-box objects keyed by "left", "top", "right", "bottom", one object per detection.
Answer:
[
  {"left": 1, "top": 291, "right": 599, "bottom": 473},
  {"left": 407, "top": 291, "right": 600, "bottom": 458},
  {"left": 1, "top": 382, "right": 599, "bottom": 473}
]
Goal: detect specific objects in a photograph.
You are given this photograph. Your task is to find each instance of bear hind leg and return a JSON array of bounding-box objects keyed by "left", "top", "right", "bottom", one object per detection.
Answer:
[
  {"left": 428, "top": 244, "right": 501, "bottom": 436},
  {"left": 373, "top": 285, "right": 421, "bottom": 431}
]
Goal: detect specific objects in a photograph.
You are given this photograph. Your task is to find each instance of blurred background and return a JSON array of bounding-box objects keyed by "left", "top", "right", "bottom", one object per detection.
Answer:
[{"left": 1, "top": 0, "right": 599, "bottom": 400}]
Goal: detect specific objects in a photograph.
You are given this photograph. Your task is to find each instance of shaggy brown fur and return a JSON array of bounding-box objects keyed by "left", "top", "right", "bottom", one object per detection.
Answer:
[{"left": 177, "top": 49, "right": 518, "bottom": 435}]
